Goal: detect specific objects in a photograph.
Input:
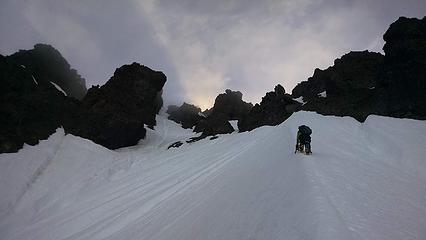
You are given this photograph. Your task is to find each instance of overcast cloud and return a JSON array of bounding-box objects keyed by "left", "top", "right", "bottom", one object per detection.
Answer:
[{"left": 1, "top": 0, "right": 425, "bottom": 109}]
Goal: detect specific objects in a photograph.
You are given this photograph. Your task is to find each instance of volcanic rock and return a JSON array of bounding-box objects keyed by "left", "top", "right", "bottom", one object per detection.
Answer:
[
  {"left": 192, "top": 89, "right": 252, "bottom": 136},
  {"left": 168, "top": 141, "right": 183, "bottom": 149},
  {"left": 0, "top": 55, "right": 75, "bottom": 152},
  {"left": 210, "top": 89, "right": 253, "bottom": 121},
  {"left": 74, "top": 62, "right": 166, "bottom": 149},
  {"left": 291, "top": 16, "right": 426, "bottom": 121},
  {"left": 167, "top": 103, "right": 204, "bottom": 129},
  {"left": 382, "top": 16, "right": 426, "bottom": 119},
  {"left": 291, "top": 51, "right": 385, "bottom": 121},
  {"left": 1, "top": 47, "right": 167, "bottom": 152},
  {"left": 194, "top": 113, "right": 235, "bottom": 136},
  {"left": 239, "top": 84, "right": 301, "bottom": 132},
  {"left": 5, "top": 44, "right": 87, "bottom": 99}
]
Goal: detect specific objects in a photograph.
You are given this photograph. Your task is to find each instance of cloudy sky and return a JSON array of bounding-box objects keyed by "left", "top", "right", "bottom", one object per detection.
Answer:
[{"left": 1, "top": 0, "right": 425, "bottom": 109}]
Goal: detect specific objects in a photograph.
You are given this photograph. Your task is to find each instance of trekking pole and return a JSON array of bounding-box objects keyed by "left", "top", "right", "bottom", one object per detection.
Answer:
[
  {"left": 295, "top": 133, "right": 299, "bottom": 154},
  {"left": 294, "top": 132, "right": 299, "bottom": 154},
  {"left": 294, "top": 140, "right": 298, "bottom": 153}
]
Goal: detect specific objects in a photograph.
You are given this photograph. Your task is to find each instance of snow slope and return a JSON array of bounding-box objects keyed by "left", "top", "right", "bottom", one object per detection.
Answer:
[{"left": 1, "top": 112, "right": 425, "bottom": 240}]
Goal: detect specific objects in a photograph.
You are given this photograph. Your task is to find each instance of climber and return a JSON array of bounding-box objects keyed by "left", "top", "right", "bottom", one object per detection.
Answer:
[{"left": 295, "top": 125, "right": 312, "bottom": 155}]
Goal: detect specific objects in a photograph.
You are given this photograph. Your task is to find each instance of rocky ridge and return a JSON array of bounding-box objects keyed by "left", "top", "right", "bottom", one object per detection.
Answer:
[
  {"left": 292, "top": 17, "right": 426, "bottom": 121},
  {"left": 0, "top": 46, "right": 166, "bottom": 153}
]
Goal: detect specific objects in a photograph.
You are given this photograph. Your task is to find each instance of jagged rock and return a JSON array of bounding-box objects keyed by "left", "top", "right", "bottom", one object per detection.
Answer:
[
  {"left": 167, "top": 103, "right": 204, "bottom": 129},
  {"left": 291, "top": 16, "right": 426, "bottom": 121},
  {"left": 292, "top": 51, "right": 385, "bottom": 121},
  {"left": 71, "top": 62, "right": 166, "bottom": 149},
  {"left": 0, "top": 55, "right": 75, "bottom": 152},
  {"left": 274, "top": 84, "right": 286, "bottom": 95},
  {"left": 5, "top": 44, "right": 87, "bottom": 99},
  {"left": 186, "top": 135, "right": 206, "bottom": 143},
  {"left": 1, "top": 47, "right": 167, "bottom": 152},
  {"left": 201, "top": 108, "right": 213, "bottom": 117},
  {"left": 168, "top": 141, "right": 183, "bottom": 149},
  {"left": 382, "top": 16, "right": 426, "bottom": 119},
  {"left": 194, "top": 113, "right": 234, "bottom": 136},
  {"left": 239, "top": 85, "right": 300, "bottom": 132},
  {"left": 291, "top": 68, "right": 327, "bottom": 102},
  {"left": 192, "top": 89, "right": 252, "bottom": 136},
  {"left": 174, "top": 90, "right": 251, "bottom": 137},
  {"left": 83, "top": 62, "right": 166, "bottom": 127},
  {"left": 210, "top": 89, "right": 253, "bottom": 121}
]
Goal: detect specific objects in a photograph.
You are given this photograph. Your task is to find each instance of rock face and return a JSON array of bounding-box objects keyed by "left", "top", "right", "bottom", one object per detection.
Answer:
[
  {"left": 193, "top": 113, "right": 235, "bottom": 136},
  {"left": 292, "top": 51, "right": 385, "bottom": 121},
  {"left": 83, "top": 62, "right": 165, "bottom": 127},
  {"left": 194, "top": 89, "right": 253, "bottom": 136},
  {"left": 292, "top": 16, "right": 426, "bottom": 121},
  {"left": 209, "top": 89, "right": 253, "bottom": 120},
  {"left": 239, "top": 84, "right": 301, "bottom": 132},
  {"left": 167, "top": 103, "right": 204, "bottom": 129},
  {"left": 382, "top": 16, "right": 426, "bottom": 119},
  {"left": 5, "top": 44, "right": 87, "bottom": 100},
  {"left": 73, "top": 62, "right": 167, "bottom": 149},
  {"left": 1, "top": 45, "right": 167, "bottom": 153},
  {"left": 167, "top": 89, "right": 252, "bottom": 138},
  {"left": 0, "top": 54, "right": 74, "bottom": 152}
]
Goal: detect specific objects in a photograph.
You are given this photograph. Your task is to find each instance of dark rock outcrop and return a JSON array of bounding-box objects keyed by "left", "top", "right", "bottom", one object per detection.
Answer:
[
  {"left": 210, "top": 89, "right": 253, "bottom": 121},
  {"left": 5, "top": 44, "right": 87, "bottom": 100},
  {"left": 169, "top": 89, "right": 251, "bottom": 137},
  {"left": 167, "top": 103, "right": 204, "bottom": 129},
  {"left": 1, "top": 45, "right": 167, "bottom": 153},
  {"left": 72, "top": 62, "right": 167, "bottom": 149},
  {"left": 192, "top": 89, "right": 252, "bottom": 136},
  {"left": 83, "top": 62, "right": 166, "bottom": 127},
  {"left": 382, "top": 16, "right": 426, "bottom": 119},
  {"left": 239, "top": 84, "right": 301, "bottom": 132},
  {"left": 168, "top": 141, "right": 183, "bottom": 149},
  {"left": 0, "top": 55, "right": 76, "bottom": 152},
  {"left": 291, "top": 16, "right": 426, "bottom": 121},
  {"left": 193, "top": 113, "right": 235, "bottom": 136},
  {"left": 292, "top": 51, "right": 385, "bottom": 121}
]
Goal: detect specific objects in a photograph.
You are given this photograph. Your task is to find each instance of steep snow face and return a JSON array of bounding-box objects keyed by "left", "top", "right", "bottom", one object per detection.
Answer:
[{"left": 0, "top": 112, "right": 425, "bottom": 240}]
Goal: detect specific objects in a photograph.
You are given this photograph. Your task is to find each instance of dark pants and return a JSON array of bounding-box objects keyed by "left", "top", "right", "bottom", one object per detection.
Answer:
[{"left": 298, "top": 134, "right": 311, "bottom": 153}]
